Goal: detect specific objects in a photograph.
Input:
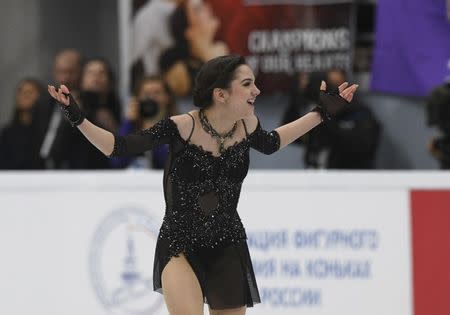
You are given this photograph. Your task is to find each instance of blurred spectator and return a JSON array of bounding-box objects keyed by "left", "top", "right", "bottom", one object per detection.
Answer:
[
  {"left": 131, "top": 0, "right": 182, "bottom": 91},
  {"left": 39, "top": 49, "right": 83, "bottom": 168},
  {"left": 53, "top": 49, "right": 83, "bottom": 94},
  {"left": 282, "top": 70, "right": 381, "bottom": 169},
  {"left": 111, "top": 75, "right": 178, "bottom": 169},
  {"left": 0, "top": 78, "right": 45, "bottom": 169},
  {"left": 65, "top": 57, "right": 122, "bottom": 169},
  {"left": 79, "top": 58, "right": 121, "bottom": 129},
  {"left": 282, "top": 72, "right": 324, "bottom": 128},
  {"left": 42, "top": 56, "right": 121, "bottom": 169},
  {"left": 159, "top": 0, "right": 228, "bottom": 96}
]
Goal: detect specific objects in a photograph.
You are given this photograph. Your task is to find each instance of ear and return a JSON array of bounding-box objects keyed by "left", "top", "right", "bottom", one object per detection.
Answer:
[{"left": 212, "top": 88, "right": 227, "bottom": 104}]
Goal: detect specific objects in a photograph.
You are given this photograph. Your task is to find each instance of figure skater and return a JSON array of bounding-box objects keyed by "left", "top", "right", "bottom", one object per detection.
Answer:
[{"left": 48, "top": 55, "right": 357, "bottom": 315}]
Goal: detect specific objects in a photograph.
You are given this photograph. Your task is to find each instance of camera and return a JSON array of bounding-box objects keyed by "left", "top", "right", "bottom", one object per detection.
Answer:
[
  {"left": 426, "top": 82, "right": 450, "bottom": 168},
  {"left": 139, "top": 98, "right": 159, "bottom": 119}
]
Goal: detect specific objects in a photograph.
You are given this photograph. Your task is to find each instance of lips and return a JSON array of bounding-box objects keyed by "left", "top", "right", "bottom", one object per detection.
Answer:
[{"left": 247, "top": 99, "right": 255, "bottom": 106}]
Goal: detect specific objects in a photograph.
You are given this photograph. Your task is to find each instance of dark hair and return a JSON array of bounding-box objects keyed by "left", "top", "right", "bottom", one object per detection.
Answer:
[
  {"left": 82, "top": 57, "right": 116, "bottom": 91},
  {"left": 81, "top": 57, "right": 122, "bottom": 122},
  {"left": 133, "top": 75, "right": 178, "bottom": 116},
  {"left": 193, "top": 55, "right": 246, "bottom": 108},
  {"left": 12, "top": 78, "right": 44, "bottom": 122}
]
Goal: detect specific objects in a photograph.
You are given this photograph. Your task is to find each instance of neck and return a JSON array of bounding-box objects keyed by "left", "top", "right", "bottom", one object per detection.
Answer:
[{"left": 202, "top": 105, "right": 238, "bottom": 135}]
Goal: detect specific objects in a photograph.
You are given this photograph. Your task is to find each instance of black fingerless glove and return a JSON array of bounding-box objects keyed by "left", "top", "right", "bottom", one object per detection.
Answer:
[
  {"left": 311, "top": 90, "right": 350, "bottom": 123},
  {"left": 311, "top": 104, "right": 332, "bottom": 123},
  {"left": 58, "top": 93, "right": 85, "bottom": 127}
]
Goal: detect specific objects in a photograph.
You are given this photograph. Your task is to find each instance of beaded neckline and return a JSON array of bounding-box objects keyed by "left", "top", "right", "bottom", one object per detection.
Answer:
[
  {"left": 199, "top": 109, "right": 238, "bottom": 155},
  {"left": 184, "top": 138, "right": 249, "bottom": 158},
  {"left": 167, "top": 117, "right": 259, "bottom": 159}
]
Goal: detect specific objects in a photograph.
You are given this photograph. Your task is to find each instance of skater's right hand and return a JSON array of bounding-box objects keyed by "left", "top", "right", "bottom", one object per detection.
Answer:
[
  {"left": 48, "top": 84, "right": 70, "bottom": 106},
  {"left": 48, "top": 84, "right": 85, "bottom": 127}
]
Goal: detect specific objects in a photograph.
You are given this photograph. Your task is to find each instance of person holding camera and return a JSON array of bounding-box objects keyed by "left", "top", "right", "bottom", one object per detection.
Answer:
[{"left": 111, "top": 76, "right": 178, "bottom": 169}]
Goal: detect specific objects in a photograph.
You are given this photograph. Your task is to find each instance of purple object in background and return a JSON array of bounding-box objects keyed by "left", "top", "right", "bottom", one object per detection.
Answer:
[{"left": 371, "top": 0, "right": 450, "bottom": 97}]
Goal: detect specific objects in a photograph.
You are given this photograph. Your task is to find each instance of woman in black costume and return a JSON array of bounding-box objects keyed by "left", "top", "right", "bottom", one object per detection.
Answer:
[{"left": 48, "top": 55, "right": 358, "bottom": 315}]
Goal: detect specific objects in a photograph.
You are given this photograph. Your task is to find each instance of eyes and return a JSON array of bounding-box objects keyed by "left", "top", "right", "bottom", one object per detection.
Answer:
[{"left": 241, "top": 79, "right": 254, "bottom": 87}]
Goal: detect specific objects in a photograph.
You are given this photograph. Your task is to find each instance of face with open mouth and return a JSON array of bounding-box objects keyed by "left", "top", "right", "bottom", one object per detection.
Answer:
[{"left": 224, "top": 64, "right": 260, "bottom": 118}]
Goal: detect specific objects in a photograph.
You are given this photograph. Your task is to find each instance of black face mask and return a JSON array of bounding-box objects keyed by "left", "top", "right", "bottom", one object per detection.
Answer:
[{"left": 139, "top": 98, "right": 160, "bottom": 119}]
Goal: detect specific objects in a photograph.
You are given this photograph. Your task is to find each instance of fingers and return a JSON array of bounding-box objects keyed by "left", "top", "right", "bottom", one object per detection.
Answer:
[
  {"left": 338, "top": 82, "right": 349, "bottom": 93},
  {"left": 320, "top": 80, "right": 359, "bottom": 102},
  {"left": 57, "top": 86, "right": 67, "bottom": 104},
  {"left": 47, "top": 85, "right": 57, "bottom": 99},
  {"left": 47, "top": 85, "right": 70, "bottom": 105},
  {"left": 340, "top": 84, "right": 359, "bottom": 102},
  {"left": 60, "top": 84, "right": 70, "bottom": 94}
]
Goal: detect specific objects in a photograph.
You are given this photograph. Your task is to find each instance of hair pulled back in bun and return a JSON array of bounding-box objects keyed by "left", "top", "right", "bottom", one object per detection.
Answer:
[{"left": 192, "top": 55, "right": 246, "bottom": 109}]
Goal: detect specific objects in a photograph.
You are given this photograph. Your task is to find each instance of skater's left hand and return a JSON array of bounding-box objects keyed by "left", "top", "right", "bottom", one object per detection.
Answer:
[{"left": 320, "top": 81, "right": 359, "bottom": 103}]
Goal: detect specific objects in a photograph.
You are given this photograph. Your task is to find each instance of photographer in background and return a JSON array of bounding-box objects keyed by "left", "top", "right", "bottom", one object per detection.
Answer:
[
  {"left": 283, "top": 69, "right": 380, "bottom": 169},
  {"left": 111, "top": 76, "right": 178, "bottom": 169},
  {"left": 426, "top": 82, "right": 450, "bottom": 168}
]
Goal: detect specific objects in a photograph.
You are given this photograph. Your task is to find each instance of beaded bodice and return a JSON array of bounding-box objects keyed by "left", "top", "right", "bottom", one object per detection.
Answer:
[{"left": 110, "top": 116, "right": 280, "bottom": 257}]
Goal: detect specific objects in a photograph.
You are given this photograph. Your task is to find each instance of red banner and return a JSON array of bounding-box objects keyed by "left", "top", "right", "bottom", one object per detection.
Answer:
[
  {"left": 411, "top": 190, "right": 450, "bottom": 315},
  {"left": 209, "top": 0, "right": 353, "bottom": 92},
  {"left": 130, "top": 0, "right": 354, "bottom": 95}
]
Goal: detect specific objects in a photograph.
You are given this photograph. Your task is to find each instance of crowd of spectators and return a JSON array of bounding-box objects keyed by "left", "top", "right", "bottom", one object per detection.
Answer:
[
  {"left": 0, "top": 48, "right": 383, "bottom": 171},
  {"left": 0, "top": 0, "right": 389, "bottom": 171},
  {"left": 0, "top": 48, "right": 181, "bottom": 170}
]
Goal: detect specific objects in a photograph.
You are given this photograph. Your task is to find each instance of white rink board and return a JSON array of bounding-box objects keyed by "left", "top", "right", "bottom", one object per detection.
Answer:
[
  {"left": 239, "top": 189, "right": 412, "bottom": 315},
  {"left": 0, "top": 171, "right": 423, "bottom": 315}
]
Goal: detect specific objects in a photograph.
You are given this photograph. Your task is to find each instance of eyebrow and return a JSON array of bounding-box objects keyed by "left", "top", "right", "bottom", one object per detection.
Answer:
[{"left": 240, "top": 78, "right": 253, "bottom": 83}]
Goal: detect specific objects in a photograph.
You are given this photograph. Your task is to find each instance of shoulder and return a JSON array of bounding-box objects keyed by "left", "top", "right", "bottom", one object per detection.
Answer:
[
  {"left": 242, "top": 115, "right": 259, "bottom": 135},
  {"left": 169, "top": 112, "right": 196, "bottom": 140}
]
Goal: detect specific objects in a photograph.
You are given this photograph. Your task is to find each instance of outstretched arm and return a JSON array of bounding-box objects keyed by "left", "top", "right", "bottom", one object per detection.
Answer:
[
  {"left": 48, "top": 85, "right": 114, "bottom": 156},
  {"left": 275, "top": 81, "right": 358, "bottom": 150},
  {"left": 275, "top": 111, "right": 322, "bottom": 150},
  {"left": 48, "top": 84, "right": 115, "bottom": 156},
  {"left": 49, "top": 84, "right": 178, "bottom": 158}
]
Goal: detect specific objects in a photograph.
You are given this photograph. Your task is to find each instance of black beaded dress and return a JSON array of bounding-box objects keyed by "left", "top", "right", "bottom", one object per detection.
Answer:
[{"left": 109, "top": 113, "right": 280, "bottom": 309}]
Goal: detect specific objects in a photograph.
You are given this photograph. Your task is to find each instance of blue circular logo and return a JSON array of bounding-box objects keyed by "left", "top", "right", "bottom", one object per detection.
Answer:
[{"left": 89, "top": 208, "right": 164, "bottom": 315}]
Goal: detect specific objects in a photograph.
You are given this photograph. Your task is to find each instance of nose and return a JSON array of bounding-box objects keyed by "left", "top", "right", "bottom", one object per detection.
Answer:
[{"left": 253, "top": 85, "right": 260, "bottom": 97}]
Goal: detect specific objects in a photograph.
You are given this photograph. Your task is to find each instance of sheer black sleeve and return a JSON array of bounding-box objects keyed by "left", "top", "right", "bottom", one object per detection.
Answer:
[
  {"left": 109, "top": 117, "right": 178, "bottom": 157},
  {"left": 248, "top": 118, "right": 281, "bottom": 155}
]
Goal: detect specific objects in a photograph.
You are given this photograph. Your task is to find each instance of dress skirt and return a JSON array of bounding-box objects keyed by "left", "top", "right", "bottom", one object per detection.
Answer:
[{"left": 153, "top": 237, "right": 261, "bottom": 310}]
